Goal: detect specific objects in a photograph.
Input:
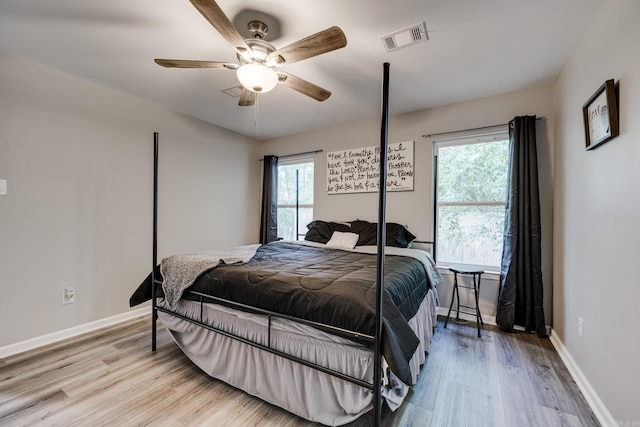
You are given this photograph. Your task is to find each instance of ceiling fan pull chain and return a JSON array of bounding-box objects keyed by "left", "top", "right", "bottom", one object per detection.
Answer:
[{"left": 254, "top": 93, "right": 259, "bottom": 137}]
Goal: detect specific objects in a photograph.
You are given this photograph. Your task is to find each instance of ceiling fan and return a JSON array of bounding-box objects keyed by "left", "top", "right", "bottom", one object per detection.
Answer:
[{"left": 155, "top": 0, "right": 347, "bottom": 107}]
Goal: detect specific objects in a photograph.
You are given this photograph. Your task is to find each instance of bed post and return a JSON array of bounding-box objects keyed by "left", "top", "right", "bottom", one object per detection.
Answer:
[
  {"left": 373, "top": 62, "right": 390, "bottom": 427},
  {"left": 151, "top": 132, "right": 159, "bottom": 351}
]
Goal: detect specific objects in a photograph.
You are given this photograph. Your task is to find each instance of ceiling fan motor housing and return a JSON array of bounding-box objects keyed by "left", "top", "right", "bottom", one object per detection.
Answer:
[{"left": 238, "top": 38, "right": 276, "bottom": 64}]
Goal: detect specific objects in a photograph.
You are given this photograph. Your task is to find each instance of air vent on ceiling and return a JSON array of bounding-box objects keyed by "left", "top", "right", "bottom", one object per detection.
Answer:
[
  {"left": 380, "top": 22, "right": 429, "bottom": 52},
  {"left": 221, "top": 85, "right": 243, "bottom": 98}
]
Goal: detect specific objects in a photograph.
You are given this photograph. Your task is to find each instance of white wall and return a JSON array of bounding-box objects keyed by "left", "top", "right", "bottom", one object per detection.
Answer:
[
  {"left": 552, "top": 0, "right": 640, "bottom": 423},
  {"left": 260, "top": 85, "right": 555, "bottom": 323},
  {"left": 0, "top": 53, "right": 261, "bottom": 347}
]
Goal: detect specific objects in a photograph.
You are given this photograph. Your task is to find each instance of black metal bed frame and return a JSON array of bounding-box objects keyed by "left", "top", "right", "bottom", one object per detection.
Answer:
[{"left": 150, "top": 63, "right": 392, "bottom": 427}]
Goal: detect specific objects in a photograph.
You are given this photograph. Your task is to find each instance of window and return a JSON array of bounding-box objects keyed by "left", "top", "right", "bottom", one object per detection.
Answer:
[
  {"left": 277, "top": 158, "right": 314, "bottom": 241},
  {"left": 433, "top": 130, "right": 509, "bottom": 269}
]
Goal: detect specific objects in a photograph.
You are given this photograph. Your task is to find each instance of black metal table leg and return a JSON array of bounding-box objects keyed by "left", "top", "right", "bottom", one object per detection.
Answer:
[
  {"left": 444, "top": 271, "right": 458, "bottom": 329},
  {"left": 445, "top": 266, "right": 485, "bottom": 337}
]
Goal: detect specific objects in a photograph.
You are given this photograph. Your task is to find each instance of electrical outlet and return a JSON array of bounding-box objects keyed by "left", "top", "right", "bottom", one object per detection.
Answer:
[
  {"left": 578, "top": 317, "right": 584, "bottom": 339},
  {"left": 63, "top": 287, "right": 75, "bottom": 304}
]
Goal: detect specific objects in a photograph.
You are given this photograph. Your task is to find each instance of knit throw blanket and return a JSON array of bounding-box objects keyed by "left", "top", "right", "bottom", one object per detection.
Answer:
[{"left": 160, "top": 244, "right": 261, "bottom": 308}]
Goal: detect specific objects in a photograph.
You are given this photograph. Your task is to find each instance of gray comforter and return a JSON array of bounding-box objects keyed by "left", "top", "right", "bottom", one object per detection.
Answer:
[
  {"left": 179, "top": 241, "right": 436, "bottom": 385},
  {"left": 131, "top": 241, "right": 441, "bottom": 384}
]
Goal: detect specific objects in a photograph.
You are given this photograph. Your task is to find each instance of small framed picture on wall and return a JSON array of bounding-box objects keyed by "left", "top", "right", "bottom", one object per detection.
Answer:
[{"left": 582, "top": 79, "right": 619, "bottom": 151}]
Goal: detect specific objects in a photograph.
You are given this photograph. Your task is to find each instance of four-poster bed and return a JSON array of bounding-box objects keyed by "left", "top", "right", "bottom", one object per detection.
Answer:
[{"left": 130, "top": 63, "right": 442, "bottom": 426}]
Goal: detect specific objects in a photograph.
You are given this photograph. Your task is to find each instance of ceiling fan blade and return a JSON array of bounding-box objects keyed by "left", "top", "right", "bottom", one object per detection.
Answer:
[
  {"left": 154, "top": 59, "right": 238, "bottom": 69},
  {"left": 277, "top": 72, "right": 331, "bottom": 102},
  {"left": 238, "top": 88, "right": 256, "bottom": 106},
  {"left": 267, "top": 26, "right": 347, "bottom": 66},
  {"left": 189, "top": 0, "right": 251, "bottom": 55}
]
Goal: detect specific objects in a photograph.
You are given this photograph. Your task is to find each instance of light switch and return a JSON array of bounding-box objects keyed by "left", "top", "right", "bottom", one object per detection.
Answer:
[{"left": 0, "top": 179, "right": 6, "bottom": 195}]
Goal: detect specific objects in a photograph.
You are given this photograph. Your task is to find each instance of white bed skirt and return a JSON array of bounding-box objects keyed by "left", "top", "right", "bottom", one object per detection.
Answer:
[{"left": 157, "top": 288, "right": 438, "bottom": 426}]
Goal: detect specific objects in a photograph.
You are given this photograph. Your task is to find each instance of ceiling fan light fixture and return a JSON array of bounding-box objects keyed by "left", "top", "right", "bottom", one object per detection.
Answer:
[{"left": 236, "top": 63, "right": 278, "bottom": 93}]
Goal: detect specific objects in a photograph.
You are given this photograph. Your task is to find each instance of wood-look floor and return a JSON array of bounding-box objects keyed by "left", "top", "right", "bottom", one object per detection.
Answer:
[{"left": 0, "top": 316, "right": 600, "bottom": 427}]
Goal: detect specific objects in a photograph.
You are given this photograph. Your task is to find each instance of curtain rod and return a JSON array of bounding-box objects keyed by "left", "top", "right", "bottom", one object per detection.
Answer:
[
  {"left": 259, "top": 149, "right": 323, "bottom": 161},
  {"left": 422, "top": 117, "right": 544, "bottom": 139}
]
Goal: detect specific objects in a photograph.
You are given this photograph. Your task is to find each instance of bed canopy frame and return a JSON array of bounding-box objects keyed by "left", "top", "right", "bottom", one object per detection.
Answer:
[{"left": 150, "top": 63, "right": 392, "bottom": 426}]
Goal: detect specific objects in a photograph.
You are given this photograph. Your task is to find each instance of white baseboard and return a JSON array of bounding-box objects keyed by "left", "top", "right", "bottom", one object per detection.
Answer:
[
  {"left": 437, "top": 306, "right": 497, "bottom": 325},
  {"left": 0, "top": 306, "right": 151, "bottom": 359},
  {"left": 549, "top": 329, "right": 617, "bottom": 427},
  {"left": 436, "top": 308, "right": 557, "bottom": 336}
]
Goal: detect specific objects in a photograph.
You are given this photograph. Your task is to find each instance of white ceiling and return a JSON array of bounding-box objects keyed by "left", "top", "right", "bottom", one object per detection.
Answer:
[{"left": 0, "top": 0, "right": 602, "bottom": 140}]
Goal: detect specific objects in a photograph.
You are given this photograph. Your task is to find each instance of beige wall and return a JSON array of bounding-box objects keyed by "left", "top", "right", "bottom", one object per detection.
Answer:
[
  {"left": 3, "top": 1, "right": 637, "bottom": 420},
  {"left": 0, "top": 53, "right": 261, "bottom": 347},
  {"left": 260, "top": 85, "right": 555, "bottom": 324},
  {"left": 552, "top": 0, "right": 640, "bottom": 423}
]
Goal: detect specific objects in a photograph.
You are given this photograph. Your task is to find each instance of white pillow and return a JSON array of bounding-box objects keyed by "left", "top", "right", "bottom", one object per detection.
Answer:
[{"left": 325, "top": 231, "right": 359, "bottom": 250}]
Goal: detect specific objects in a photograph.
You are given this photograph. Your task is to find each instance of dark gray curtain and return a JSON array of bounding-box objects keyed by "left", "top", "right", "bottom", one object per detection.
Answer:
[
  {"left": 497, "top": 116, "right": 546, "bottom": 337},
  {"left": 259, "top": 155, "right": 278, "bottom": 244}
]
